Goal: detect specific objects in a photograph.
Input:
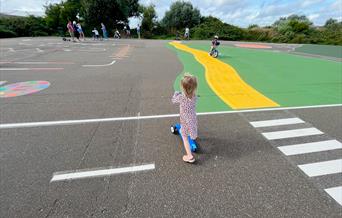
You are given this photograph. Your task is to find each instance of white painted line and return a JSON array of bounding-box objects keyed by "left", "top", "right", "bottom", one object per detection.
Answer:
[
  {"left": 19, "top": 42, "right": 32, "bottom": 46},
  {"left": 0, "top": 114, "right": 179, "bottom": 129},
  {"left": 1, "top": 104, "right": 342, "bottom": 129},
  {"left": 250, "top": 118, "right": 305, "bottom": 128},
  {"left": 0, "top": 68, "right": 64, "bottom": 71},
  {"left": 262, "top": 128, "right": 323, "bottom": 140},
  {"left": 64, "top": 49, "right": 71, "bottom": 52},
  {"left": 278, "top": 140, "right": 342, "bottom": 156},
  {"left": 50, "top": 163, "right": 155, "bottom": 182},
  {"left": 0, "top": 61, "right": 74, "bottom": 65},
  {"left": 8, "top": 48, "right": 15, "bottom": 52},
  {"left": 298, "top": 159, "right": 342, "bottom": 177},
  {"left": 82, "top": 60, "right": 116, "bottom": 67},
  {"left": 0, "top": 81, "right": 7, "bottom": 86},
  {"left": 36, "top": 48, "right": 44, "bottom": 52},
  {"left": 0, "top": 68, "right": 29, "bottom": 71},
  {"left": 325, "top": 186, "right": 342, "bottom": 206},
  {"left": 79, "top": 49, "right": 106, "bottom": 52}
]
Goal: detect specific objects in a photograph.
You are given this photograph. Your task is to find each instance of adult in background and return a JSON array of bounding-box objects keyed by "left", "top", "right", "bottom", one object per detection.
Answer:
[
  {"left": 101, "top": 23, "right": 108, "bottom": 40},
  {"left": 73, "top": 21, "right": 80, "bottom": 42},
  {"left": 126, "top": 25, "right": 131, "bottom": 38},
  {"left": 67, "top": 20, "right": 75, "bottom": 42},
  {"left": 184, "top": 27, "right": 190, "bottom": 40},
  {"left": 137, "top": 24, "right": 141, "bottom": 39}
]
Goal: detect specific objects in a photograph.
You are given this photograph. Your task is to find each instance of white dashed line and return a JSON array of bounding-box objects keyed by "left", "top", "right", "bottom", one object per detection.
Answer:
[{"left": 50, "top": 163, "right": 155, "bottom": 182}]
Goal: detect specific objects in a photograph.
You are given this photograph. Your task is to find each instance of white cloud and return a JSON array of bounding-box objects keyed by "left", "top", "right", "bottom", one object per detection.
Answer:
[{"left": 1, "top": 0, "right": 341, "bottom": 27}]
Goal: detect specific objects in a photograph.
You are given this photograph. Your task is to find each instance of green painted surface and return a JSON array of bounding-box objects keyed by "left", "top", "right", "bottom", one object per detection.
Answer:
[
  {"left": 189, "top": 43, "right": 342, "bottom": 107},
  {"left": 167, "top": 44, "right": 230, "bottom": 112},
  {"left": 295, "top": 44, "right": 342, "bottom": 58}
]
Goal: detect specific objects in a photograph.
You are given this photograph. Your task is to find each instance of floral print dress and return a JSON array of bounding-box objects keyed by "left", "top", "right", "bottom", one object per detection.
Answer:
[{"left": 172, "top": 91, "right": 198, "bottom": 139}]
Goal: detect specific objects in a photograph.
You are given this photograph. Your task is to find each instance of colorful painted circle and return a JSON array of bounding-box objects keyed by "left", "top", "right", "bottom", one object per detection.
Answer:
[
  {"left": 235, "top": 44, "right": 272, "bottom": 49},
  {"left": 0, "top": 81, "right": 50, "bottom": 98}
]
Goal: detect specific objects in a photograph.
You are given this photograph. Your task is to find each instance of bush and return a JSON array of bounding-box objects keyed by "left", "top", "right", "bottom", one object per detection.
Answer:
[
  {"left": 0, "top": 27, "right": 17, "bottom": 38},
  {"left": 191, "top": 16, "right": 244, "bottom": 40}
]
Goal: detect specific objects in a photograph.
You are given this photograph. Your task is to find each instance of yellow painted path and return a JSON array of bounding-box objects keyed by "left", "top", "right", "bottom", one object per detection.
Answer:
[{"left": 170, "top": 42, "right": 279, "bottom": 109}]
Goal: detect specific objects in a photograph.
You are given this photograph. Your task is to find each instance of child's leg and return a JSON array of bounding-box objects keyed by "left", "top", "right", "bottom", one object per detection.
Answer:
[{"left": 181, "top": 134, "right": 193, "bottom": 159}]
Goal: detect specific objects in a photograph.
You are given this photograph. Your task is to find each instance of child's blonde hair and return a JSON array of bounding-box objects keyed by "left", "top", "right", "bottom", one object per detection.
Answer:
[{"left": 181, "top": 73, "right": 197, "bottom": 98}]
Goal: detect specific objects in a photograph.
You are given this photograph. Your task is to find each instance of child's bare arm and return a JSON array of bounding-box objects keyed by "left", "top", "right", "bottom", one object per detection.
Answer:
[{"left": 172, "top": 91, "right": 182, "bottom": 104}]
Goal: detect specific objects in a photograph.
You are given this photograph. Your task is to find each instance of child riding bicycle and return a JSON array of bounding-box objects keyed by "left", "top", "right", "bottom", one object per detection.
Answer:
[{"left": 209, "top": 35, "right": 220, "bottom": 57}]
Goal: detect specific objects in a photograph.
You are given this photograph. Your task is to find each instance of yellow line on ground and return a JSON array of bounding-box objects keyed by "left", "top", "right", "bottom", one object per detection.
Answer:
[{"left": 170, "top": 42, "right": 279, "bottom": 109}]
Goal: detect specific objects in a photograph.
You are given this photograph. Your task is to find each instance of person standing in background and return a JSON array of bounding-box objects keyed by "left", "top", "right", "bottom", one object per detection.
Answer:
[
  {"left": 67, "top": 20, "right": 75, "bottom": 42},
  {"left": 184, "top": 27, "right": 190, "bottom": 40},
  {"left": 77, "top": 22, "right": 85, "bottom": 41},
  {"left": 137, "top": 24, "right": 141, "bottom": 39},
  {"left": 101, "top": 23, "right": 108, "bottom": 40},
  {"left": 126, "top": 25, "right": 131, "bottom": 38}
]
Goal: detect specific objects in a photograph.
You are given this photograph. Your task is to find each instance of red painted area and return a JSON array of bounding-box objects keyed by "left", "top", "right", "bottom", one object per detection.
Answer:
[{"left": 235, "top": 44, "right": 272, "bottom": 49}]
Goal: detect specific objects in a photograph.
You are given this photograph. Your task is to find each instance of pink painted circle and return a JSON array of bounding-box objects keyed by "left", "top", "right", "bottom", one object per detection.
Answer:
[
  {"left": 235, "top": 44, "right": 272, "bottom": 49},
  {"left": 0, "top": 81, "right": 50, "bottom": 98}
]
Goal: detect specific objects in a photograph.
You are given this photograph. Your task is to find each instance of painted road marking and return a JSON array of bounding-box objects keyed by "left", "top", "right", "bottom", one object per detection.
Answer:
[
  {"left": 250, "top": 118, "right": 305, "bottom": 128},
  {"left": 0, "top": 68, "right": 64, "bottom": 71},
  {"left": 1, "top": 104, "right": 341, "bottom": 129},
  {"left": 298, "top": 159, "right": 342, "bottom": 177},
  {"left": 169, "top": 42, "right": 279, "bottom": 109},
  {"left": 8, "top": 48, "right": 15, "bottom": 52},
  {"left": 262, "top": 128, "right": 323, "bottom": 140},
  {"left": 0, "top": 61, "right": 74, "bottom": 65},
  {"left": 79, "top": 49, "right": 106, "bottom": 52},
  {"left": 325, "top": 186, "right": 342, "bottom": 206},
  {"left": 50, "top": 163, "right": 155, "bottom": 182},
  {"left": 278, "top": 140, "right": 342, "bottom": 156},
  {"left": 19, "top": 42, "right": 32, "bottom": 46},
  {"left": 82, "top": 60, "right": 116, "bottom": 67},
  {"left": 36, "top": 48, "right": 44, "bottom": 53}
]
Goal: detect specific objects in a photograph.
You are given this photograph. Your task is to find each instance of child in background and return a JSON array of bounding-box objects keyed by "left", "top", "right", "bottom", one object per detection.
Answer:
[
  {"left": 92, "top": 28, "right": 100, "bottom": 40},
  {"left": 172, "top": 73, "right": 198, "bottom": 163},
  {"left": 210, "top": 35, "right": 219, "bottom": 53},
  {"left": 77, "top": 22, "right": 85, "bottom": 41}
]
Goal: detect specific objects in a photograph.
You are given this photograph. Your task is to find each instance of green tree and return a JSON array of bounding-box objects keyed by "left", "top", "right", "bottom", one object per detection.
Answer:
[
  {"left": 44, "top": 0, "right": 81, "bottom": 35},
  {"left": 324, "top": 18, "right": 338, "bottom": 27},
  {"left": 141, "top": 4, "right": 157, "bottom": 38},
  {"left": 162, "top": 1, "right": 201, "bottom": 32},
  {"left": 80, "top": 0, "right": 140, "bottom": 34}
]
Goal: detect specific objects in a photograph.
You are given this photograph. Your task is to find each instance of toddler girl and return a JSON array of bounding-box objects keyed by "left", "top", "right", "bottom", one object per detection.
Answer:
[{"left": 172, "top": 73, "right": 198, "bottom": 163}]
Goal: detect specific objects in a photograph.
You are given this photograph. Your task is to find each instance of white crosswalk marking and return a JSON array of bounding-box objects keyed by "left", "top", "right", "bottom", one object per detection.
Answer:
[
  {"left": 250, "top": 118, "right": 305, "bottom": 127},
  {"left": 262, "top": 127, "right": 323, "bottom": 140},
  {"left": 278, "top": 140, "right": 342, "bottom": 156},
  {"left": 325, "top": 186, "right": 342, "bottom": 206},
  {"left": 298, "top": 159, "right": 342, "bottom": 177},
  {"left": 246, "top": 112, "right": 342, "bottom": 207}
]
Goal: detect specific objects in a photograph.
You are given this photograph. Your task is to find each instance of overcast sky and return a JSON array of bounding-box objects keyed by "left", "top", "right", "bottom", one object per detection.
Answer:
[{"left": 1, "top": 0, "right": 341, "bottom": 27}]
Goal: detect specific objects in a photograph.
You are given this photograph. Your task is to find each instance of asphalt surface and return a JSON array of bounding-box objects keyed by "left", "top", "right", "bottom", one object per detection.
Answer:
[{"left": 0, "top": 37, "right": 341, "bottom": 217}]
